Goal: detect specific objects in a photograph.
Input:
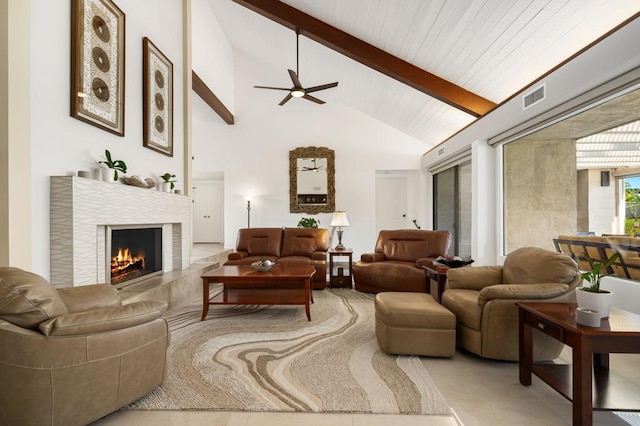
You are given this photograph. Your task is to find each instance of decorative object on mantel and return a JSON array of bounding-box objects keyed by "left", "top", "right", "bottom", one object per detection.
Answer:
[
  {"left": 143, "top": 37, "right": 173, "bottom": 157},
  {"left": 576, "top": 252, "right": 620, "bottom": 318},
  {"left": 70, "top": 0, "right": 125, "bottom": 136},
  {"left": 297, "top": 217, "right": 319, "bottom": 228},
  {"left": 160, "top": 173, "right": 176, "bottom": 192},
  {"left": 330, "top": 211, "right": 349, "bottom": 250},
  {"left": 433, "top": 256, "right": 475, "bottom": 268},
  {"left": 98, "top": 149, "right": 127, "bottom": 182},
  {"left": 122, "top": 175, "right": 156, "bottom": 189},
  {"left": 77, "top": 170, "right": 91, "bottom": 178}
]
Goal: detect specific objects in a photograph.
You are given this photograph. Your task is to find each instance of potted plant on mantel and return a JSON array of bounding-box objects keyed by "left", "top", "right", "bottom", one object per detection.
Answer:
[
  {"left": 576, "top": 252, "right": 620, "bottom": 318},
  {"left": 160, "top": 173, "right": 176, "bottom": 192},
  {"left": 98, "top": 150, "right": 127, "bottom": 182}
]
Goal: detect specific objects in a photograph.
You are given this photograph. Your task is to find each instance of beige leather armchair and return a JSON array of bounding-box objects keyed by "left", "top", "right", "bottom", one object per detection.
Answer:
[
  {"left": 441, "top": 247, "right": 581, "bottom": 361},
  {"left": 0, "top": 267, "right": 169, "bottom": 426}
]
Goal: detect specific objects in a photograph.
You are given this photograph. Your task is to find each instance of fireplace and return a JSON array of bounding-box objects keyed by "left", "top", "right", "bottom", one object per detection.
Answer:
[{"left": 107, "top": 226, "right": 163, "bottom": 287}]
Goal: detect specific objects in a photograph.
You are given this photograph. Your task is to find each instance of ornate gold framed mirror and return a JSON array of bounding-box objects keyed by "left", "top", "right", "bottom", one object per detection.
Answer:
[{"left": 289, "top": 146, "right": 335, "bottom": 214}]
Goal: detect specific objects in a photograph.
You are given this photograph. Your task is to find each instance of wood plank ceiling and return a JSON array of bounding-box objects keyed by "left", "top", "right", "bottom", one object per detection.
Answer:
[{"left": 205, "top": 0, "right": 640, "bottom": 152}]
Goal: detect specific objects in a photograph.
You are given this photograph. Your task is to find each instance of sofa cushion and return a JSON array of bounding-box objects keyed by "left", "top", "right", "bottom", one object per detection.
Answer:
[
  {"left": 236, "top": 228, "right": 283, "bottom": 257},
  {"left": 248, "top": 236, "right": 277, "bottom": 256},
  {"left": 39, "top": 300, "right": 168, "bottom": 336},
  {"left": 375, "top": 230, "right": 451, "bottom": 261},
  {"left": 280, "top": 228, "right": 329, "bottom": 257},
  {"left": 0, "top": 267, "right": 69, "bottom": 330},
  {"left": 503, "top": 247, "right": 578, "bottom": 285},
  {"left": 284, "top": 236, "right": 317, "bottom": 256},
  {"left": 441, "top": 289, "right": 483, "bottom": 331}
]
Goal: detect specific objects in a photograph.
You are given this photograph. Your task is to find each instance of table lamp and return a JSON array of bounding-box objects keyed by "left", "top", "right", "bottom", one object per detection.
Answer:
[{"left": 330, "top": 211, "right": 350, "bottom": 250}]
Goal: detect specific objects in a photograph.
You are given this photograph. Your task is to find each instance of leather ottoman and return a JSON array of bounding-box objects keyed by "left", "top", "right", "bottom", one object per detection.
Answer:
[{"left": 375, "top": 292, "right": 456, "bottom": 357}]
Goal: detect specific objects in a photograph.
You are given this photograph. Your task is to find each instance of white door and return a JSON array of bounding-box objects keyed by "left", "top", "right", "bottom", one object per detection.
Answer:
[
  {"left": 193, "top": 182, "right": 224, "bottom": 243},
  {"left": 375, "top": 176, "right": 409, "bottom": 233}
]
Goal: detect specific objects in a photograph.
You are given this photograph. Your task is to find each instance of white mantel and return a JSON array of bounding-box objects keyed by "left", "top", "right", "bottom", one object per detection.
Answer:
[{"left": 50, "top": 176, "right": 191, "bottom": 287}]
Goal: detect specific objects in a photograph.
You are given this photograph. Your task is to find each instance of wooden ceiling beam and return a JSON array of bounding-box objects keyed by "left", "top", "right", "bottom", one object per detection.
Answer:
[
  {"left": 192, "top": 71, "right": 235, "bottom": 125},
  {"left": 232, "top": 0, "right": 496, "bottom": 117}
]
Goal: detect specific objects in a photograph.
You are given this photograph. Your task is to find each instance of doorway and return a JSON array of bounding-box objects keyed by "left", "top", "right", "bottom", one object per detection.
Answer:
[
  {"left": 375, "top": 171, "right": 419, "bottom": 234},
  {"left": 192, "top": 181, "right": 224, "bottom": 243}
]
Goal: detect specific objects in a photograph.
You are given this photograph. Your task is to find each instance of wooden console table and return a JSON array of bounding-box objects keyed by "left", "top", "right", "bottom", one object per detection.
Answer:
[{"left": 517, "top": 302, "right": 640, "bottom": 426}]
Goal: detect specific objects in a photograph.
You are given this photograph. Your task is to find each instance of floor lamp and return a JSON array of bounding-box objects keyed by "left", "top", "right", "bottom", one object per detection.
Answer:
[
  {"left": 330, "top": 211, "right": 350, "bottom": 250},
  {"left": 245, "top": 197, "right": 251, "bottom": 228}
]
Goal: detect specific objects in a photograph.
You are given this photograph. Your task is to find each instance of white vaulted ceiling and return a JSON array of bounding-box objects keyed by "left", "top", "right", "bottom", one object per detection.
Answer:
[{"left": 205, "top": 0, "right": 640, "bottom": 151}]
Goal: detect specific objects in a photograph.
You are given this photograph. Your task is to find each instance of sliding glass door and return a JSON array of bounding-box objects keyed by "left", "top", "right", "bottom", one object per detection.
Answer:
[{"left": 433, "top": 161, "right": 471, "bottom": 257}]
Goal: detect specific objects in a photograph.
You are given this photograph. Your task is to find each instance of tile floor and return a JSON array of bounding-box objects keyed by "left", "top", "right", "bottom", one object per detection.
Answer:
[{"left": 93, "top": 244, "right": 640, "bottom": 425}]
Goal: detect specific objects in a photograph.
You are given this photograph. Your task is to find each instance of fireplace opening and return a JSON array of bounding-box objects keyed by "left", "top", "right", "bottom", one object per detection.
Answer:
[{"left": 108, "top": 226, "right": 162, "bottom": 286}]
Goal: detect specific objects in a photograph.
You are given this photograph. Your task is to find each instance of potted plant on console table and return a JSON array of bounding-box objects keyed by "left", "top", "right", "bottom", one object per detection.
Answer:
[{"left": 575, "top": 252, "right": 620, "bottom": 318}]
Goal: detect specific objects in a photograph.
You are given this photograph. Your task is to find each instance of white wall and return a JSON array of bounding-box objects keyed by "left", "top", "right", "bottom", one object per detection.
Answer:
[
  {"left": 423, "top": 17, "right": 640, "bottom": 265},
  {"left": 192, "top": 51, "right": 428, "bottom": 258},
  {"left": 30, "top": 0, "right": 186, "bottom": 279},
  {"left": 191, "top": 0, "right": 234, "bottom": 112}
]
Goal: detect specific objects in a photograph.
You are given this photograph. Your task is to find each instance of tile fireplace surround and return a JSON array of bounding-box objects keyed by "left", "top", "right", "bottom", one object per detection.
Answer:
[{"left": 50, "top": 176, "right": 190, "bottom": 287}]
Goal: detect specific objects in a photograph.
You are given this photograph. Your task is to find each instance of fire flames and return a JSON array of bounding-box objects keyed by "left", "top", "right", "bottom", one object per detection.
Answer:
[{"left": 111, "top": 247, "right": 145, "bottom": 278}]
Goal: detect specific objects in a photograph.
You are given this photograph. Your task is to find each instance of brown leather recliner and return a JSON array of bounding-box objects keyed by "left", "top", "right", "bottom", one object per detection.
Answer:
[
  {"left": 0, "top": 267, "right": 169, "bottom": 426},
  {"left": 353, "top": 229, "right": 451, "bottom": 293},
  {"left": 224, "top": 228, "right": 329, "bottom": 289},
  {"left": 441, "top": 247, "right": 581, "bottom": 361}
]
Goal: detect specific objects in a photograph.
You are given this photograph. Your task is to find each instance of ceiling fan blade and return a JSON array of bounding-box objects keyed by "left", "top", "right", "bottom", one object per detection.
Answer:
[
  {"left": 304, "top": 82, "right": 339, "bottom": 94},
  {"left": 254, "top": 85, "right": 291, "bottom": 91},
  {"left": 288, "top": 69, "right": 303, "bottom": 88},
  {"left": 279, "top": 93, "right": 293, "bottom": 106},
  {"left": 303, "top": 94, "right": 325, "bottom": 104}
]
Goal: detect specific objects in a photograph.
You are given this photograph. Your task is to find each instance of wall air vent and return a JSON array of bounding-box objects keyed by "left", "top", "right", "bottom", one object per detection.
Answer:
[
  {"left": 437, "top": 146, "right": 445, "bottom": 157},
  {"left": 522, "top": 83, "right": 546, "bottom": 110}
]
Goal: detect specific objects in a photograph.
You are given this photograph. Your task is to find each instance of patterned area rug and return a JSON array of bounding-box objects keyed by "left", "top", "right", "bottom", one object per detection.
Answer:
[{"left": 128, "top": 287, "right": 452, "bottom": 416}]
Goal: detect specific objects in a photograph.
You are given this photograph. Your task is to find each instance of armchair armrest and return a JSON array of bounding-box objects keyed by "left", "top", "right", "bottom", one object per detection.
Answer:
[
  {"left": 416, "top": 258, "right": 436, "bottom": 268},
  {"left": 57, "top": 284, "right": 122, "bottom": 313},
  {"left": 446, "top": 266, "right": 503, "bottom": 291},
  {"left": 39, "top": 300, "right": 168, "bottom": 336},
  {"left": 478, "top": 283, "right": 570, "bottom": 306},
  {"left": 360, "top": 253, "right": 385, "bottom": 263},
  {"left": 311, "top": 251, "right": 327, "bottom": 261},
  {"left": 228, "top": 251, "right": 248, "bottom": 261}
]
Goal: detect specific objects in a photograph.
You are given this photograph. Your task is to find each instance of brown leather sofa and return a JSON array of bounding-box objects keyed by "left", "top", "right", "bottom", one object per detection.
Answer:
[
  {"left": 441, "top": 247, "right": 581, "bottom": 361},
  {"left": 353, "top": 229, "right": 451, "bottom": 293},
  {"left": 0, "top": 267, "right": 169, "bottom": 426},
  {"left": 224, "top": 227, "right": 329, "bottom": 289}
]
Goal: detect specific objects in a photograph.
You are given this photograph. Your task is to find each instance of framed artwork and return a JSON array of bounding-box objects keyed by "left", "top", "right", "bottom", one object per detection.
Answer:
[
  {"left": 70, "top": 0, "right": 125, "bottom": 136},
  {"left": 143, "top": 37, "right": 173, "bottom": 157}
]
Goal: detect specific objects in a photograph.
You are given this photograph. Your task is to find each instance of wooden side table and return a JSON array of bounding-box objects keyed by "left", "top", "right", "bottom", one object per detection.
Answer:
[
  {"left": 423, "top": 265, "right": 449, "bottom": 303},
  {"left": 517, "top": 302, "right": 640, "bottom": 426},
  {"left": 328, "top": 249, "right": 353, "bottom": 288}
]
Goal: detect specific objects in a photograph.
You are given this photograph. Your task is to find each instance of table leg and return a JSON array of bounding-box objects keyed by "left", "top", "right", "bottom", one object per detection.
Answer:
[
  {"left": 594, "top": 353, "right": 609, "bottom": 370},
  {"left": 573, "top": 339, "right": 593, "bottom": 426},
  {"left": 519, "top": 309, "right": 533, "bottom": 385},
  {"left": 201, "top": 279, "right": 210, "bottom": 321},
  {"left": 304, "top": 277, "right": 311, "bottom": 321}
]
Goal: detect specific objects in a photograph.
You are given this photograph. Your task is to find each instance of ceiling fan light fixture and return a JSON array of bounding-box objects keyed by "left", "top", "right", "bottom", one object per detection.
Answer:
[{"left": 291, "top": 89, "right": 305, "bottom": 98}]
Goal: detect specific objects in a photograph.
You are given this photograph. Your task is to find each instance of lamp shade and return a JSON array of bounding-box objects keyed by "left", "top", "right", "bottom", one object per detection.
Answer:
[{"left": 330, "top": 211, "right": 350, "bottom": 227}]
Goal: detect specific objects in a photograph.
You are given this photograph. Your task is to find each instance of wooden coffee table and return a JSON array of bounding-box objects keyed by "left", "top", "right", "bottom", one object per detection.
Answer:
[
  {"left": 200, "top": 264, "right": 316, "bottom": 321},
  {"left": 517, "top": 302, "right": 640, "bottom": 426}
]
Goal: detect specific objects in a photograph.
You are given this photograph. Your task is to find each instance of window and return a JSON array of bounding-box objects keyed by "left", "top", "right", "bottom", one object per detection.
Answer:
[{"left": 433, "top": 161, "right": 471, "bottom": 257}]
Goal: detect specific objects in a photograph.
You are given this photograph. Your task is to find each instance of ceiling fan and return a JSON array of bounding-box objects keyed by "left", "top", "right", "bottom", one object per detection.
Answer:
[
  {"left": 300, "top": 158, "right": 325, "bottom": 172},
  {"left": 254, "top": 28, "right": 338, "bottom": 106}
]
